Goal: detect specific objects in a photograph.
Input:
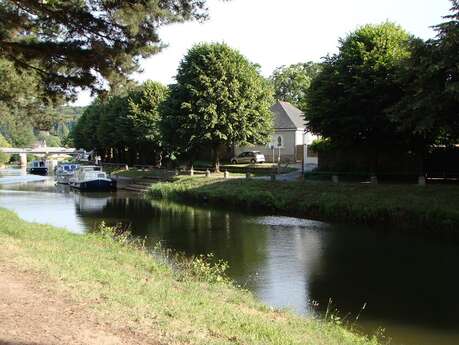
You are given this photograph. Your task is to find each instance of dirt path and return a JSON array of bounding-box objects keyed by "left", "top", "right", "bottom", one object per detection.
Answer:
[{"left": 0, "top": 262, "right": 159, "bottom": 345}]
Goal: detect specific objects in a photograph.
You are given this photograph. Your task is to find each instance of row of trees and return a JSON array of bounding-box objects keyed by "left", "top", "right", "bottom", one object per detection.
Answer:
[
  {"left": 74, "top": 1, "right": 458, "bottom": 175},
  {"left": 74, "top": 43, "right": 274, "bottom": 170},
  {"left": 74, "top": 81, "right": 168, "bottom": 164}
]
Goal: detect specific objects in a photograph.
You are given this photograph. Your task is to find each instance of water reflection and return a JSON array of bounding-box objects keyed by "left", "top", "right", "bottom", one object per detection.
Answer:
[
  {"left": 1, "top": 172, "right": 459, "bottom": 345},
  {"left": 307, "top": 229, "right": 459, "bottom": 344}
]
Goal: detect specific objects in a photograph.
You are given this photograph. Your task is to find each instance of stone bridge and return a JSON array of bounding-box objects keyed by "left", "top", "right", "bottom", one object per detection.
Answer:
[{"left": 0, "top": 147, "right": 77, "bottom": 166}]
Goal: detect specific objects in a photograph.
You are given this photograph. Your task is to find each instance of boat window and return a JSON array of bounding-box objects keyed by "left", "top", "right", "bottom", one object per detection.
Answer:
[{"left": 39, "top": 161, "right": 45, "bottom": 167}]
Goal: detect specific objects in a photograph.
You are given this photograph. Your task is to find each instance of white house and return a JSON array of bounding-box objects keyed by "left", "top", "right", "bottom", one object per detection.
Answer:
[{"left": 235, "top": 101, "right": 318, "bottom": 164}]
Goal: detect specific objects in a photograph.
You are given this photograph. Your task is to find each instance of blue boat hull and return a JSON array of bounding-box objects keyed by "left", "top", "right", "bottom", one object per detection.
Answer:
[
  {"left": 71, "top": 179, "right": 116, "bottom": 191},
  {"left": 29, "top": 168, "right": 48, "bottom": 176}
]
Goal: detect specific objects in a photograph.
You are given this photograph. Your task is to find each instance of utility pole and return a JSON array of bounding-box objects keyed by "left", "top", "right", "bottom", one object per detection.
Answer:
[{"left": 302, "top": 144, "right": 305, "bottom": 177}]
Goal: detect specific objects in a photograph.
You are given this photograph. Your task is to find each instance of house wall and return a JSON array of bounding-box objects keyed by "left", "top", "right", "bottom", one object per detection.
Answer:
[
  {"left": 295, "top": 130, "right": 305, "bottom": 146},
  {"left": 304, "top": 132, "right": 319, "bottom": 165}
]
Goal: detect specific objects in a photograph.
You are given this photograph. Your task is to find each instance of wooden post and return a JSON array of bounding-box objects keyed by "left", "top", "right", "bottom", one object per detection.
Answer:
[
  {"left": 332, "top": 175, "right": 339, "bottom": 184},
  {"left": 205, "top": 169, "right": 211, "bottom": 177},
  {"left": 224, "top": 170, "right": 229, "bottom": 179},
  {"left": 301, "top": 144, "right": 305, "bottom": 180},
  {"left": 418, "top": 175, "right": 426, "bottom": 186}
]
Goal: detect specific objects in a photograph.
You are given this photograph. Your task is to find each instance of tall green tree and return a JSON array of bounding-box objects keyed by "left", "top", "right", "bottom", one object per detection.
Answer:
[
  {"left": 0, "top": 0, "right": 209, "bottom": 97},
  {"left": 390, "top": 0, "right": 459, "bottom": 149},
  {"left": 73, "top": 102, "right": 102, "bottom": 152},
  {"left": 162, "top": 43, "right": 274, "bottom": 170},
  {"left": 307, "top": 22, "right": 412, "bottom": 172},
  {"left": 270, "top": 62, "right": 321, "bottom": 113},
  {"left": 126, "top": 81, "right": 169, "bottom": 164}
]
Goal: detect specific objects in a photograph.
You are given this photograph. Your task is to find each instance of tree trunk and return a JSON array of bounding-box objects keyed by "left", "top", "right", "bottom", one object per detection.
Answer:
[
  {"left": 368, "top": 147, "right": 379, "bottom": 183},
  {"left": 212, "top": 144, "right": 225, "bottom": 173},
  {"left": 416, "top": 143, "right": 426, "bottom": 185}
]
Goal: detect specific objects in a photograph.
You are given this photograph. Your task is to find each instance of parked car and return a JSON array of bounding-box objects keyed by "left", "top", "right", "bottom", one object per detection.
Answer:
[{"left": 231, "top": 151, "right": 266, "bottom": 164}]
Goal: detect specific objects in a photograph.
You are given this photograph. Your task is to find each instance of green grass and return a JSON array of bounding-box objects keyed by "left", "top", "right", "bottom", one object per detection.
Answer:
[
  {"left": 147, "top": 176, "right": 459, "bottom": 233},
  {"left": 0, "top": 208, "right": 379, "bottom": 345}
]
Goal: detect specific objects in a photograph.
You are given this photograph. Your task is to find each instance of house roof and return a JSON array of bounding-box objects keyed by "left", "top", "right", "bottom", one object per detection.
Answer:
[{"left": 271, "top": 101, "right": 305, "bottom": 130}]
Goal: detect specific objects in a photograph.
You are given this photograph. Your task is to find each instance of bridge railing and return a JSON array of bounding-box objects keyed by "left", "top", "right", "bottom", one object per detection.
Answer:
[{"left": 0, "top": 147, "right": 77, "bottom": 154}]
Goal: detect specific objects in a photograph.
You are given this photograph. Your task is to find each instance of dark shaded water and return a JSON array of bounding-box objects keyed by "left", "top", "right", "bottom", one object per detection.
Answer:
[{"left": 1, "top": 169, "right": 459, "bottom": 345}]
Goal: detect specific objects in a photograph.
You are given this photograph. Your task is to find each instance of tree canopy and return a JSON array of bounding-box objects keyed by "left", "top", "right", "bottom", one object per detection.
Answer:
[
  {"left": 161, "top": 42, "right": 274, "bottom": 170},
  {"left": 0, "top": 0, "right": 209, "bottom": 97},
  {"left": 270, "top": 62, "right": 321, "bottom": 113},
  {"left": 0, "top": 132, "right": 10, "bottom": 164},
  {"left": 307, "top": 22, "right": 412, "bottom": 163},
  {"left": 389, "top": 0, "right": 459, "bottom": 148},
  {"left": 73, "top": 81, "right": 168, "bottom": 164}
]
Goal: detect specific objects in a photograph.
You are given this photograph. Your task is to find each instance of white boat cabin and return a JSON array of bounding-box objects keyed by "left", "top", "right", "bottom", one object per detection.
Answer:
[{"left": 74, "top": 166, "right": 108, "bottom": 182}]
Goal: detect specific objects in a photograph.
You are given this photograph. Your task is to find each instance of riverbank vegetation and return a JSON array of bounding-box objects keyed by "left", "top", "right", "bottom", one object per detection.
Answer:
[
  {"left": 0, "top": 208, "right": 379, "bottom": 345},
  {"left": 148, "top": 177, "right": 459, "bottom": 233}
]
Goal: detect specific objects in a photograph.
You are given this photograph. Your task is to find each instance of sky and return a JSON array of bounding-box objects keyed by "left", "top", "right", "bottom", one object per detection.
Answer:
[{"left": 74, "top": 0, "right": 452, "bottom": 106}]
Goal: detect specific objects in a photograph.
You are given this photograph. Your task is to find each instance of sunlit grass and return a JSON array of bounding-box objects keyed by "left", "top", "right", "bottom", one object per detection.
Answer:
[{"left": 0, "top": 208, "right": 379, "bottom": 345}]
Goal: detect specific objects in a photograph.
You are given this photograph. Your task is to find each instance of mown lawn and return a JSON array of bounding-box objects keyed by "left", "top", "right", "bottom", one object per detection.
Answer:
[
  {"left": 0, "top": 208, "right": 380, "bottom": 345},
  {"left": 148, "top": 176, "right": 459, "bottom": 233}
]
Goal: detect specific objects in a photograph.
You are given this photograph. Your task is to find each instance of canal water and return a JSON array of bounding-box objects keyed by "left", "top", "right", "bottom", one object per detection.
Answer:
[{"left": 1, "top": 169, "right": 458, "bottom": 345}]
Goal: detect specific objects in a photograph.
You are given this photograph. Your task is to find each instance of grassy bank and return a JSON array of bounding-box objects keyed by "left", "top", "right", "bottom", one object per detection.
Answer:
[
  {"left": 148, "top": 177, "right": 459, "bottom": 233},
  {"left": 0, "top": 208, "right": 378, "bottom": 345},
  {"left": 112, "top": 168, "right": 171, "bottom": 178}
]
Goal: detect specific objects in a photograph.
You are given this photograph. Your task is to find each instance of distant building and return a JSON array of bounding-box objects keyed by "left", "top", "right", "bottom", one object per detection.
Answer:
[{"left": 235, "top": 101, "right": 318, "bottom": 163}]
